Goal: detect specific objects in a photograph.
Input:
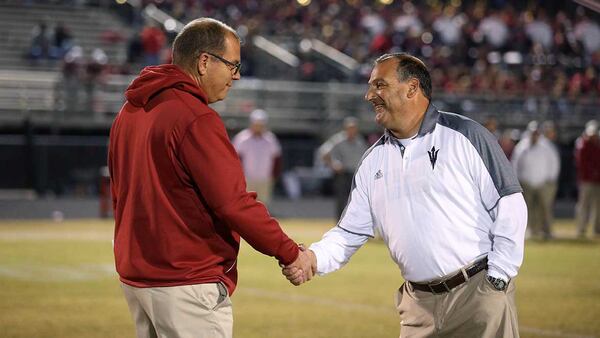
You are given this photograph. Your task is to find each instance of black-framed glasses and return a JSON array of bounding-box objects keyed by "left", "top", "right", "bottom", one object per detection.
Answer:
[{"left": 203, "top": 51, "right": 241, "bottom": 75}]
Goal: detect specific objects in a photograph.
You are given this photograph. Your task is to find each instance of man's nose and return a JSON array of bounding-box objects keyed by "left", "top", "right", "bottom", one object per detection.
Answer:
[{"left": 364, "top": 87, "right": 374, "bottom": 101}]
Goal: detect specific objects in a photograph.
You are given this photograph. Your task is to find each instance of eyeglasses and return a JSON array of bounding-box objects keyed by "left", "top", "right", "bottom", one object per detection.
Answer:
[{"left": 203, "top": 51, "right": 241, "bottom": 75}]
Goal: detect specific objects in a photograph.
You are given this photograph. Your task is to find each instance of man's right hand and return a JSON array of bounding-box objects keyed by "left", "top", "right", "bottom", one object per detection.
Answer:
[{"left": 282, "top": 246, "right": 317, "bottom": 286}]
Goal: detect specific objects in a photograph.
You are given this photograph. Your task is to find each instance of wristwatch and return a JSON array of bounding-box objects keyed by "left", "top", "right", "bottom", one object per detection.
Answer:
[{"left": 486, "top": 276, "right": 508, "bottom": 291}]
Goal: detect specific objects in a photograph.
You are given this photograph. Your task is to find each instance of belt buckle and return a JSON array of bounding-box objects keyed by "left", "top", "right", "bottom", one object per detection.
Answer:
[{"left": 428, "top": 280, "right": 451, "bottom": 294}]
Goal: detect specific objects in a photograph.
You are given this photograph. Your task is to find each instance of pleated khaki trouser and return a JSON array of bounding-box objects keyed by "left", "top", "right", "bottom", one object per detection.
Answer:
[
  {"left": 396, "top": 270, "right": 519, "bottom": 338},
  {"left": 121, "top": 282, "right": 233, "bottom": 338},
  {"left": 247, "top": 179, "right": 274, "bottom": 206},
  {"left": 522, "top": 182, "right": 555, "bottom": 237},
  {"left": 576, "top": 182, "right": 600, "bottom": 236}
]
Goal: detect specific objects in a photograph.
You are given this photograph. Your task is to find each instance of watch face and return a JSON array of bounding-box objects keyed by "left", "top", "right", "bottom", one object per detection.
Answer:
[
  {"left": 487, "top": 276, "right": 507, "bottom": 291},
  {"left": 494, "top": 280, "right": 507, "bottom": 291}
]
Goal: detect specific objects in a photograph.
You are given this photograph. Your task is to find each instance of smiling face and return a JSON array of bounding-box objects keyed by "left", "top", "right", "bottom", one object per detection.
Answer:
[
  {"left": 198, "top": 33, "right": 241, "bottom": 103},
  {"left": 364, "top": 59, "right": 412, "bottom": 132}
]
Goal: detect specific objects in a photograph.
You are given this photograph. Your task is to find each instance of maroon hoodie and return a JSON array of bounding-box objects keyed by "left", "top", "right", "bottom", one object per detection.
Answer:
[{"left": 108, "top": 65, "right": 299, "bottom": 294}]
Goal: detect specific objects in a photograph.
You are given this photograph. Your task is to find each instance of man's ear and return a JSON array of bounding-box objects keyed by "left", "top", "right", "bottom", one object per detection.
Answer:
[
  {"left": 407, "top": 78, "right": 419, "bottom": 98},
  {"left": 197, "top": 53, "right": 210, "bottom": 76}
]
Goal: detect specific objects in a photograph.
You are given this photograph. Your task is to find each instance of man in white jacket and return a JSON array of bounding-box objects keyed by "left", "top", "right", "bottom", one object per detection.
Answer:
[
  {"left": 284, "top": 53, "right": 527, "bottom": 338},
  {"left": 512, "top": 121, "right": 560, "bottom": 239}
]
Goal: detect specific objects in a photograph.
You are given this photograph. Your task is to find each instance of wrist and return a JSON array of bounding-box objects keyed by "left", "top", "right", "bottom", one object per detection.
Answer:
[{"left": 486, "top": 275, "right": 508, "bottom": 291}]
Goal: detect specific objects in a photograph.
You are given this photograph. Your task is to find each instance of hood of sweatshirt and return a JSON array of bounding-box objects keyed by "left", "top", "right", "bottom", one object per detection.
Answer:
[{"left": 125, "top": 64, "right": 207, "bottom": 107}]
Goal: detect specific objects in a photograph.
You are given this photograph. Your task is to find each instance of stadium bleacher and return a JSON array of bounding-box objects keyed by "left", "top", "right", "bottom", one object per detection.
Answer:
[{"left": 0, "top": 0, "right": 598, "bottom": 198}]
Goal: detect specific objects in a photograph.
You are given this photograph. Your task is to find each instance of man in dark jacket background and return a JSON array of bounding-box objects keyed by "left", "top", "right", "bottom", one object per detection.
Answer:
[{"left": 108, "top": 18, "right": 313, "bottom": 338}]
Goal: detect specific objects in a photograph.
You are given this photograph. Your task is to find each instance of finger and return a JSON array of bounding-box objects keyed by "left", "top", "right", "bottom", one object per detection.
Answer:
[
  {"left": 284, "top": 267, "right": 300, "bottom": 276},
  {"left": 282, "top": 266, "right": 298, "bottom": 276},
  {"left": 285, "top": 268, "right": 303, "bottom": 282},
  {"left": 291, "top": 275, "right": 305, "bottom": 286}
]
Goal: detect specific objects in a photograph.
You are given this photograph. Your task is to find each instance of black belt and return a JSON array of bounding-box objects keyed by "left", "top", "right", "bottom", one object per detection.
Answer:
[{"left": 409, "top": 257, "right": 488, "bottom": 294}]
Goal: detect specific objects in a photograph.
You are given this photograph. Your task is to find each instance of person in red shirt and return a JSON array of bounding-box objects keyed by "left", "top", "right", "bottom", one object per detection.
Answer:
[
  {"left": 140, "top": 22, "right": 166, "bottom": 66},
  {"left": 575, "top": 120, "right": 600, "bottom": 238},
  {"left": 108, "top": 18, "right": 313, "bottom": 338}
]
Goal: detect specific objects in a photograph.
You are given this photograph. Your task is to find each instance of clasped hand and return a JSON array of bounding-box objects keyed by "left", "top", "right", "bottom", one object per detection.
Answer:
[{"left": 282, "top": 244, "right": 317, "bottom": 286}]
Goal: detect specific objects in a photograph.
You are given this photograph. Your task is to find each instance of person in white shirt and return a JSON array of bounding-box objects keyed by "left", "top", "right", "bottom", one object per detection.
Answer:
[
  {"left": 512, "top": 121, "right": 560, "bottom": 239},
  {"left": 284, "top": 53, "right": 527, "bottom": 338},
  {"left": 232, "top": 109, "right": 282, "bottom": 206}
]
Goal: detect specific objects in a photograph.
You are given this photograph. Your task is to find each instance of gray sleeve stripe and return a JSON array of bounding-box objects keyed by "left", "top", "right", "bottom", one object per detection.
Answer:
[
  {"left": 438, "top": 112, "right": 522, "bottom": 197},
  {"left": 336, "top": 225, "right": 374, "bottom": 238},
  {"left": 485, "top": 188, "right": 522, "bottom": 212}
]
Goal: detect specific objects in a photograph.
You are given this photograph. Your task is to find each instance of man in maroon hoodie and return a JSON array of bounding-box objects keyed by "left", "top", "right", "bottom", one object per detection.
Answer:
[
  {"left": 108, "top": 18, "right": 313, "bottom": 338},
  {"left": 575, "top": 120, "right": 600, "bottom": 238}
]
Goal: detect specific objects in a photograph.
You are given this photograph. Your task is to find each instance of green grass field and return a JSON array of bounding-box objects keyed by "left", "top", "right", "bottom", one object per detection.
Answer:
[{"left": 0, "top": 219, "right": 599, "bottom": 338}]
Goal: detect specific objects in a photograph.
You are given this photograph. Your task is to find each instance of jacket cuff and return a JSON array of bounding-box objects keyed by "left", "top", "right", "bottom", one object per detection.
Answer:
[{"left": 276, "top": 239, "right": 300, "bottom": 266}]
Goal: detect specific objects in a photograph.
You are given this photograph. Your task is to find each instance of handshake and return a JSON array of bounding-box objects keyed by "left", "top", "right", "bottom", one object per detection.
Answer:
[{"left": 281, "top": 244, "right": 317, "bottom": 286}]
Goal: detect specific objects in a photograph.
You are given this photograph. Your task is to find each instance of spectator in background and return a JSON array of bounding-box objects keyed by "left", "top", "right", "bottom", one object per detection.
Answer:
[
  {"left": 574, "top": 11, "right": 600, "bottom": 55},
  {"left": 541, "top": 120, "right": 561, "bottom": 237},
  {"left": 318, "top": 117, "right": 368, "bottom": 221},
  {"left": 140, "top": 21, "right": 166, "bottom": 66},
  {"left": 574, "top": 120, "right": 600, "bottom": 238},
  {"left": 477, "top": 10, "right": 509, "bottom": 49},
  {"left": 542, "top": 120, "right": 558, "bottom": 143},
  {"left": 53, "top": 22, "right": 73, "bottom": 58},
  {"left": 29, "top": 21, "right": 52, "bottom": 60},
  {"left": 499, "top": 129, "right": 519, "bottom": 160},
  {"left": 125, "top": 31, "right": 144, "bottom": 70},
  {"left": 432, "top": 5, "right": 465, "bottom": 46},
  {"left": 84, "top": 48, "right": 108, "bottom": 116},
  {"left": 232, "top": 109, "right": 282, "bottom": 206},
  {"left": 61, "top": 45, "right": 84, "bottom": 117},
  {"left": 512, "top": 121, "right": 560, "bottom": 239},
  {"left": 525, "top": 11, "right": 553, "bottom": 51}
]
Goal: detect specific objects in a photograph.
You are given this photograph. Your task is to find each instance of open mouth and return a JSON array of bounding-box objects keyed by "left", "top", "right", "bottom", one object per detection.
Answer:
[
  {"left": 373, "top": 103, "right": 386, "bottom": 113},
  {"left": 371, "top": 102, "right": 386, "bottom": 123}
]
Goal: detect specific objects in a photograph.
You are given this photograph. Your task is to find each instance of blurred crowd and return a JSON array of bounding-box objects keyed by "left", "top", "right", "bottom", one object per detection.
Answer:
[
  {"left": 128, "top": 0, "right": 600, "bottom": 98},
  {"left": 24, "top": 0, "right": 600, "bottom": 98},
  {"left": 27, "top": 20, "right": 111, "bottom": 116},
  {"left": 28, "top": 21, "right": 74, "bottom": 61}
]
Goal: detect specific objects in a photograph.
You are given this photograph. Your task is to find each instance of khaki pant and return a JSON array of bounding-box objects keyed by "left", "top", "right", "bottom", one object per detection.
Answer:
[
  {"left": 121, "top": 282, "right": 233, "bottom": 338},
  {"left": 396, "top": 271, "right": 519, "bottom": 338},
  {"left": 541, "top": 182, "right": 557, "bottom": 233},
  {"left": 576, "top": 182, "right": 600, "bottom": 236},
  {"left": 247, "top": 179, "right": 274, "bottom": 206},
  {"left": 522, "top": 182, "right": 556, "bottom": 237}
]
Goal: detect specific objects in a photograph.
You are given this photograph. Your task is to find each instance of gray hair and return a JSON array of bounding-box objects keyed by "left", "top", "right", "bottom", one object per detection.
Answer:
[{"left": 375, "top": 53, "right": 432, "bottom": 100}]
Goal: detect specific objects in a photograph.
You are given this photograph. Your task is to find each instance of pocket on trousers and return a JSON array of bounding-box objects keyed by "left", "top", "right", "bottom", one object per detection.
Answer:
[
  {"left": 191, "top": 283, "right": 226, "bottom": 311},
  {"left": 213, "top": 282, "right": 229, "bottom": 310},
  {"left": 395, "top": 283, "right": 405, "bottom": 310}
]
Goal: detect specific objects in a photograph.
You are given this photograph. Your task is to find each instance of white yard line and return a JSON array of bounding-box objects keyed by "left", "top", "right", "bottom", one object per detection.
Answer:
[
  {"left": 0, "top": 231, "right": 111, "bottom": 241},
  {"left": 0, "top": 264, "right": 116, "bottom": 281},
  {"left": 240, "top": 287, "right": 598, "bottom": 338}
]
